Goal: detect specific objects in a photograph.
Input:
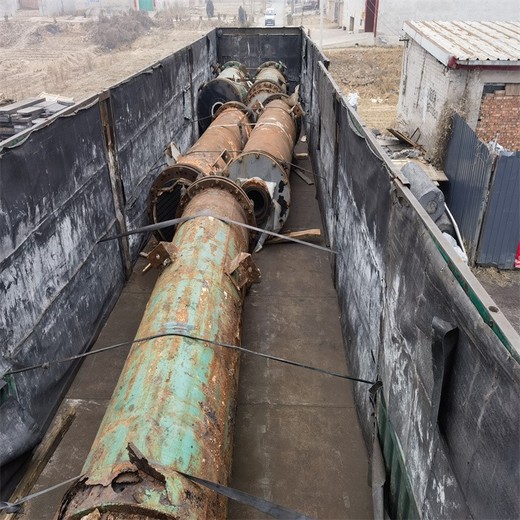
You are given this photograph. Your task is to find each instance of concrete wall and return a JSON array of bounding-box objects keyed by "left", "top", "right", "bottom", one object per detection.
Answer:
[
  {"left": 301, "top": 33, "right": 520, "bottom": 518},
  {"left": 0, "top": 33, "right": 215, "bottom": 497},
  {"left": 397, "top": 39, "right": 520, "bottom": 164},
  {"left": 341, "top": 0, "right": 364, "bottom": 31},
  {"left": 342, "top": 0, "right": 520, "bottom": 42},
  {"left": 0, "top": 0, "right": 18, "bottom": 17},
  {"left": 40, "top": 0, "right": 133, "bottom": 16},
  {"left": 40, "top": 0, "right": 189, "bottom": 17},
  {"left": 155, "top": 0, "right": 190, "bottom": 11},
  {"left": 326, "top": 0, "right": 343, "bottom": 24}
]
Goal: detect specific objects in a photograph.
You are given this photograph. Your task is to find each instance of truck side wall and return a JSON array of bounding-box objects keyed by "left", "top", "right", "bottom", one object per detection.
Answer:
[
  {"left": 1, "top": 28, "right": 518, "bottom": 519},
  {"left": 0, "top": 33, "right": 216, "bottom": 496},
  {"left": 301, "top": 35, "right": 519, "bottom": 519}
]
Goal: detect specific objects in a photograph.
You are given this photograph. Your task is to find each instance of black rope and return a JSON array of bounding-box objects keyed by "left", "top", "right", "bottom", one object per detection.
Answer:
[
  {"left": 97, "top": 212, "right": 336, "bottom": 254},
  {"left": 5, "top": 331, "right": 376, "bottom": 386},
  {"left": 178, "top": 471, "right": 314, "bottom": 519},
  {"left": 0, "top": 475, "right": 82, "bottom": 513}
]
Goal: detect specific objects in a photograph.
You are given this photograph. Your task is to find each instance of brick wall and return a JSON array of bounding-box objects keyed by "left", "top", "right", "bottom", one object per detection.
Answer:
[{"left": 476, "top": 88, "right": 520, "bottom": 150}]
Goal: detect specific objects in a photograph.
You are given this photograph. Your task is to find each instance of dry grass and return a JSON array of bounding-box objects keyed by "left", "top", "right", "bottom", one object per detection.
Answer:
[{"left": 87, "top": 10, "right": 156, "bottom": 50}]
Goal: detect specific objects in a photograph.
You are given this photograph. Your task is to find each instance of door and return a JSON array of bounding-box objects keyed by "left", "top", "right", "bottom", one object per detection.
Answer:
[{"left": 365, "top": 0, "right": 376, "bottom": 32}]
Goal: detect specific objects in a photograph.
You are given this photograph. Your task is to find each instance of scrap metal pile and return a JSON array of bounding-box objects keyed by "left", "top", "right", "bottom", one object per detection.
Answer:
[{"left": 58, "top": 61, "right": 303, "bottom": 519}]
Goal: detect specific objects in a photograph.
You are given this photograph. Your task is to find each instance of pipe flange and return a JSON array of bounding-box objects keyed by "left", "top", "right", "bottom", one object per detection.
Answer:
[
  {"left": 257, "top": 61, "right": 287, "bottom": 74},
  {"left": 246, "top": 80, "right": 284, "bottom": 105},
  {"left": 261, "top": 93, "right": 304, "bottom": 118},
  {"left": 149, "top": 165, "right": 199, "bottom": 241},
  {"left": 220, "top": 60, "right": 248, "bottom": 76},
  {"left": 213, "top": 100, "right": 252, "bottom": 119},
  {"left": 181, "top": 176, "right": 257, "bottom": 231}
]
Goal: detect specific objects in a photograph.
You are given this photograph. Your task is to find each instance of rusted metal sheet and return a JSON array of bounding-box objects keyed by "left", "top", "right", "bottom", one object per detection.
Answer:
[
  {"left": 227, "top": 98, "right": 302, "bottom": 246},
  {"left": 58, "top": 188, "right": 256, "bottom": 519}
]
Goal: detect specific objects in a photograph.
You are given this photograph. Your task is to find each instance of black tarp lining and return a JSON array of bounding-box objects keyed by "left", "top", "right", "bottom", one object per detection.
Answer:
[{"left": 301, "top": 35, "right": 519, "bottom": 519}]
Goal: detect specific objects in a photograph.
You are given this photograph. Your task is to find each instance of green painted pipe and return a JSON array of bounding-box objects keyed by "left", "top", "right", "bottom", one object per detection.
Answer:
[{"left": 58, "top": 188, "right": 255, "bottom": 519}]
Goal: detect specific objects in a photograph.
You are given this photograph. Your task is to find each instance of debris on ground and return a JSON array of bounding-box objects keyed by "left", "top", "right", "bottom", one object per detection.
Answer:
[{"left": 0, "top": 94, "right": 74, "bottom": 141}]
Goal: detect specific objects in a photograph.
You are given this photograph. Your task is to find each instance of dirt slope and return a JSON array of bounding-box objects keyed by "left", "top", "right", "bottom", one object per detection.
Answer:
[
  {"left": 1, "top": 12, "right": 401, "bottom": 133},
  {"left": 327, "top": 46, "right": 403, "bottom": 133}
]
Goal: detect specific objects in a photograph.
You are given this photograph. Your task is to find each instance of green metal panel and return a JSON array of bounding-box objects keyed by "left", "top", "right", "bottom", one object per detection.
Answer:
[
  {"left": 377, "top": 396, "right": 420, "bottom": 520},
  {"left": 138, "top": 0, "right": 154, "bottom": 12}
]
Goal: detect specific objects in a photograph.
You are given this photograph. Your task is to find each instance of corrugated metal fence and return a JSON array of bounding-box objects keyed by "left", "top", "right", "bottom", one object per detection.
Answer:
[
  {"left": 477, "top": 154, "right": 520, "bottom": 267},
  {"left": 444, "top": 114, "right": 520, "bottom": 269}
]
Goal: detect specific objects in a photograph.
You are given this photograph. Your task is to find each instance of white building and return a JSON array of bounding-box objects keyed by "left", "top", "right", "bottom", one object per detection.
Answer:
[
  {"left": 397, "top": 21, "right": 520, "bottom": 163},
  {"left": 340, "top": 0, "right": 520, "bottom": 44}
]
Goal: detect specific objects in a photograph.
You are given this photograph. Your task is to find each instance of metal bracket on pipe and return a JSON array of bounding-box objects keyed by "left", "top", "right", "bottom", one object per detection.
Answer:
[
  {"left": 225, "top": 253, "right": 261, "bottom": 291},
  {"left": 142, "top": 242, "right": 178, "bottom": 273}
]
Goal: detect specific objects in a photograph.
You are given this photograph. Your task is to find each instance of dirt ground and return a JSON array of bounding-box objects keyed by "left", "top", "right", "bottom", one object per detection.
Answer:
[
  {"left": 327, "top": 46, "right": 403, "bottom": 133},
  {"left": 0, "top": 10, "right": 402, "bottom": 132},
  {"left": 0, "top": 10, "right": 217, "bottom": 102}
]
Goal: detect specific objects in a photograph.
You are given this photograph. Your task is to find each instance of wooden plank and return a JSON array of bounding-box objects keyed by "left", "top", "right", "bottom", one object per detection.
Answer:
[
  {"left": 505, "top": 83, "right": 520, "bottom": 96},
  {"left": 293, "top": 168, "right": 314, "bottom": 185},
  {"left": 268, "top": 229, "right": 321, "bottom": 244},
  {"left": 0, "top": 401, "right": 78, "bottom": 519}
]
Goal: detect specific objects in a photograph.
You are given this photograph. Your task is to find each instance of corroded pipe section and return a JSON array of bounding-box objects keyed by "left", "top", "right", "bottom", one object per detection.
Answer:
[
  {"left": 246, "top": 61, "right": 287, "bottom": 110},
  {"left": 58, "top": 187, "right": 258, "bottom": 519},
  {"left": 227, "top": 97, "right": 302, "bottom": 247},
  {"left": 166, "top": 103, "right": 250, "bottom": 180},
  {"left": 197, "top": 61, "right": 251, "bottom": 132},
  {"left": 149, "top": 104, "right": 251, "bottom": 241}
]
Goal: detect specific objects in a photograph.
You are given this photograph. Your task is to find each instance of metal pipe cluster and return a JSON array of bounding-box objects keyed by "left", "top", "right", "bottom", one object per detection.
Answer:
[{"left": 58, "top": 61, "right": 303, "bottom": 520}]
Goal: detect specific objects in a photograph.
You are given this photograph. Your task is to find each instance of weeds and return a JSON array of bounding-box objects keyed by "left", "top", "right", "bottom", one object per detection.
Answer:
[{"left": 87, "top": 10, "right": 156, "bottom": 51}]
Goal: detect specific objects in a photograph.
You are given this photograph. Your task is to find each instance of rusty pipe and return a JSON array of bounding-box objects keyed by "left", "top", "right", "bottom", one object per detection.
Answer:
[
  {"left": 149, "top": 103, "right": 251, "bottom": 241},
  {"left": 197, "top": 61, "right": 251, "bottom": 132},
  {"left": 246, "top": 61, "right": 287, "bottom": 110},
  {"left": 58, "top": 184, "right": 259, "bottom": 519},
  {"left": 227, "top": 97, "right": 301, "bottom": 245},
  {"left": 169, "top": 103, "right": 250, "bottom": 179}
]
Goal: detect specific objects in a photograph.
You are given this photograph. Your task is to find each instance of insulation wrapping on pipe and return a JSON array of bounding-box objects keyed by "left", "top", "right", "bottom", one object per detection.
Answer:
[
  {"left": 58, "top": 189, "right": 254, "bottom": 519},
  {"left": 401, "top": 162, "right": 445, "bottom": 221},
  {"left": 435, "top": 211, "right": 455, "bottom": 236}
]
